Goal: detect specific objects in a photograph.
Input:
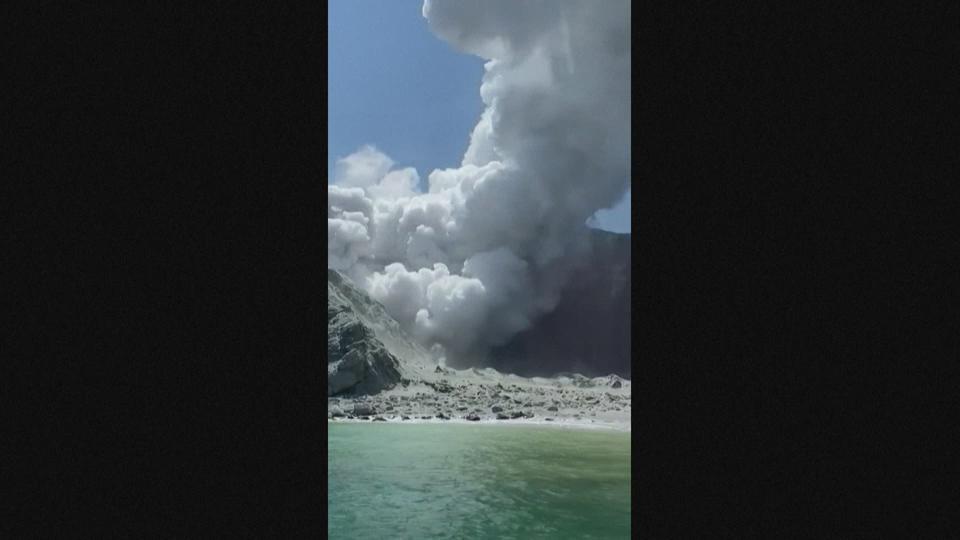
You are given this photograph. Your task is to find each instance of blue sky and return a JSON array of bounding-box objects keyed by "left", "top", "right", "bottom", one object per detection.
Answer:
[{"left": 327, "top": 0, "right": 630, "bottom": 233}]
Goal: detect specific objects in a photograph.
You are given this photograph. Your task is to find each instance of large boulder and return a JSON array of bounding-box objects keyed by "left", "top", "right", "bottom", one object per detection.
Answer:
[
  {"left": 328, "top": 344, "right": 401, "bottom": 396},
  {"left": 352, "top": 402, "right": 377, "bottom": 416}
]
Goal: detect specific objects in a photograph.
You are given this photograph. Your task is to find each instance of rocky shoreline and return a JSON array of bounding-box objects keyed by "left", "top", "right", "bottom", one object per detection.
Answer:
[{"left": 327, "top": 373, "right": 631, "bottom": 430}]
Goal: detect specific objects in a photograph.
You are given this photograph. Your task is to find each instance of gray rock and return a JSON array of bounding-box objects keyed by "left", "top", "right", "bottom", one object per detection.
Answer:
[
  {"left": 328, "top": 272, "right": 403, "bottom": 396},
  {"left": 491, "top": 405, "right": 504, "bottom": 413},
  {"left": 496, "top": 413, "right": 510, "bottom": 420},
  {"left": 353, "top": 403, "right": 377, "bottom": 416},
  {"left": 428, "top": 381, "right": 454, "bottom": 393},
  {"left": 373, "top": 416, "right": 387, "bottom": 422},
  {"left": 465, "top": 414, "right": 481, "bottom": 421}
]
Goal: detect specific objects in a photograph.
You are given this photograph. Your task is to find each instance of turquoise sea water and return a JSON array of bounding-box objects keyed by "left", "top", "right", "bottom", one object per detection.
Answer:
[{"left": 328, "top": 423, "right": 631, "bottom": 539}]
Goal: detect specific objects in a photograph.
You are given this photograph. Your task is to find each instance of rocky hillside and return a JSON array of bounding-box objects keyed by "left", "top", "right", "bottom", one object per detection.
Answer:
[{"left": 328, "top": 269, "right": 435, "bottom": 396}]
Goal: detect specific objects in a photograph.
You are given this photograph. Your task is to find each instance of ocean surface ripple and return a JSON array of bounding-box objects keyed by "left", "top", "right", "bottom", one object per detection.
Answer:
[{"left": 329, "top": 423, "right": 631, "bottom": 539}]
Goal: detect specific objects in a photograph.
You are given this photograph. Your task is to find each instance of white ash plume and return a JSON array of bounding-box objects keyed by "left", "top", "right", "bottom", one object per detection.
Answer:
[{"left": 328, "top": 0, "right": 630, "bottom": 365}]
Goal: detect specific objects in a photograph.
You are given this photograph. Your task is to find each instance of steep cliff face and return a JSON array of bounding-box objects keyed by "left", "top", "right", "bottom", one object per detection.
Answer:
[
  {"left": 328, "top": 272, "right": 401, "bottom": 395},
  {"left": 327, "top": 269, "right": 435, "bottom": 396},
  {"left": 489, "top": 230, "right": 631, "bottom": 378}
]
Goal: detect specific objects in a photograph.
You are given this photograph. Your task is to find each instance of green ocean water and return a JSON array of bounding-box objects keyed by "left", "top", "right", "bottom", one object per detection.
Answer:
[{"left": 328, "top": 423, "right": 631, "bottom": 539}]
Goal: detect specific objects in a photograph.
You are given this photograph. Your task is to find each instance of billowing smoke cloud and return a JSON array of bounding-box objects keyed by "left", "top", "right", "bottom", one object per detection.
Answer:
[{"left": 328, "top": 0, "right": 630, "bottom": 365}]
